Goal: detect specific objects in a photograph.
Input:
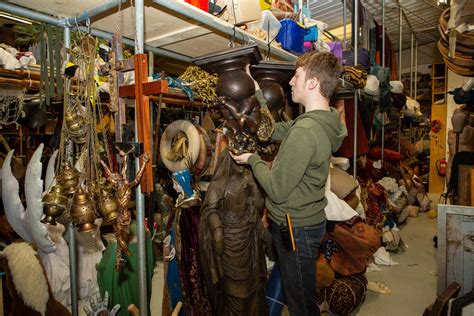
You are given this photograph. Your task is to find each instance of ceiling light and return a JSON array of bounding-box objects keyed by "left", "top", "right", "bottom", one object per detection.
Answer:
[{"left": 0, "top": 13, "right": 32, "bottom": 25}]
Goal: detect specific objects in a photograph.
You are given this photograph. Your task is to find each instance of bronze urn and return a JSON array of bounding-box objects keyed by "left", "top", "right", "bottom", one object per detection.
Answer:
[
  {"left": 193, "top": 45, "right": 262, "bottom": 154},
  {"left": 71, "top": 187, "right": 97, "bottom": 232},
  {"left": 251, "top": 61, "right": 295, "bottom": 122},
  {"left": 41, "top": 184, "right": 69, "bottom": 225},
  {"left": 98, "top": 184, "right": 118, "bottom": 226},
  {"left": 58, "top": 162, "right": 79, "bottom": 196}
]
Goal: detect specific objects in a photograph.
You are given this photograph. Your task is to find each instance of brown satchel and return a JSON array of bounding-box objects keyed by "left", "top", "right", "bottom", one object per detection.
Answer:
[{"left": 321, "top": 222, "right": 381, "bottom": 276}]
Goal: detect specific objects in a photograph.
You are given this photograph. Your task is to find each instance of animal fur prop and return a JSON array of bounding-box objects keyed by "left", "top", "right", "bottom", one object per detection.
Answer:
[{"left": 0, "top": 242, "right": 71, "bottom": 315}]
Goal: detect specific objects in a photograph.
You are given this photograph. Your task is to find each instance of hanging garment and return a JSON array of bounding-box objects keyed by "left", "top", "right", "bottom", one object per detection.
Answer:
[
  {"left": 335, "top": 99, "right": 369, "bottom": 158},
  {"left": 97, "top": 237, "right": 154, "bottom": 316}
]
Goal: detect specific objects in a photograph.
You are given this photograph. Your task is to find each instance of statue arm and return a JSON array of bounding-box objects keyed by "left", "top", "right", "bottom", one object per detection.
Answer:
[{"left": 129, "top": 153, "right": 150, "bottom": 187}]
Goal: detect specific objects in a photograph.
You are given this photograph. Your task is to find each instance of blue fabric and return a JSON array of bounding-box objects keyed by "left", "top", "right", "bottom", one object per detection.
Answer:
[
  {"left": 152, "top": 73, "right": 194, "bottom": 102},
  {"left": 166, "top": 229, "right": 184, "bottom": 316},
  {"left": 271, "top": 220, "right": 326, "bottom": 316},
  {"left": 266, "top": 265, "right": 286, "bottom": 316}
]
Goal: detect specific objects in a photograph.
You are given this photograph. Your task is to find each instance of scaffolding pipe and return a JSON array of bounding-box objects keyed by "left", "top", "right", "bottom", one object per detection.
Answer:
[
  {"left": 398, "top": 6, "right": 402, "bottom": 153},
  {"left": 134, "top": 0, "right": 148, "bottom": 315},
  {"left": 343, "top": 0, "right": 347, "bottom": 50},
  {"left": 151, "top": 0, "right": 296, "bottom": 61},
  {"left": 64, "top": 26, "right": 78, "bottom": 316},
  {"left": 381, "top": 0, "right": 385, "bottom": 162},
  {"left": 353, "top": 0, "right": 358, "bottom": 179},
  {"left": 410, "top": 32, "right": 414, "bottom": 98},
  {"left": 415, "top": 39, "right": 418, "bottom": 100},
  {"left": 64, "top": 0, "right": 126, "bottom": 26},
  {"left": 0, "top": 2, "right": 191, "bottom": 62},
  {"left": 77, "top": 26, "right": 191, "bottom": 62}
]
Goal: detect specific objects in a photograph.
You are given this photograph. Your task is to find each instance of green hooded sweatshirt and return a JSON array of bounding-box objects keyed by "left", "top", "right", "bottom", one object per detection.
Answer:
[{"left": 248, "top": 108, "right": 347, "bottom": 227}]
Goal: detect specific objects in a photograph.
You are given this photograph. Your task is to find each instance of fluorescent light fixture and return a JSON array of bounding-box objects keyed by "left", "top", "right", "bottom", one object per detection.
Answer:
[{"left": 0, "top": 13, "right": 32, "bottom": 25}]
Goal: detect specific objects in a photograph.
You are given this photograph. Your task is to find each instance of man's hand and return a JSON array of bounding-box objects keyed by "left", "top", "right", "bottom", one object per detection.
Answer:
[{"left": 229, "top": 152, "right": 253, "bottom": 165}]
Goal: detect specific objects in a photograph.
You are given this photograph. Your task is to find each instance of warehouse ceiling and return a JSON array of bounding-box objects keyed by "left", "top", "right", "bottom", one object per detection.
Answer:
[{"left": 309, "top": 0, "right": 449, "bottom": 51}]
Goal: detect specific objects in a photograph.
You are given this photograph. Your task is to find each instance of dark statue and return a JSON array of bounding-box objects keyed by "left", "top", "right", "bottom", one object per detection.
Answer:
[
  {"left": 199, "top": 149, "right": 266, "bottom": 315},
  {"left": 193, "top": 45, "right": 267, "bottom": 315}
]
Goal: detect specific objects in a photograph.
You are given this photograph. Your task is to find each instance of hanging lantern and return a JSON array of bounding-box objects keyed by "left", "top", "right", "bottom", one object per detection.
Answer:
[
  {"left": 99, "top": 184, "right": 118, "bottom": 226},
  {"left": 58, "top": 162, "right": 79, "bottom": 196},
  {"left": 41, "top": 184, "right": 68, "bottom": 225},
  {"left": 71, "top": 187, "right": 97, "bottom": 232}
]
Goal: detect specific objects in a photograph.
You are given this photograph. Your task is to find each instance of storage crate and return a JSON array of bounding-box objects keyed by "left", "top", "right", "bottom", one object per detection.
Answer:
[{"left": 275, "top": 19, "right": 310, "bottom": 54}]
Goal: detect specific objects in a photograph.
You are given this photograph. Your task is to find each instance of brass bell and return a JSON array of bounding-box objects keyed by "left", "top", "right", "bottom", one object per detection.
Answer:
[
  {"left": 41, "top": 184, "right": 68, "bottom": 225},
  {"left": 99, "top": 185, "right": 118, "bottom": 226},
  {"left": 59, "top": 162, "right": 79, "bottom": 196},
  {"left": 71, "top": 187, "right": 97, "bottom": 232}
]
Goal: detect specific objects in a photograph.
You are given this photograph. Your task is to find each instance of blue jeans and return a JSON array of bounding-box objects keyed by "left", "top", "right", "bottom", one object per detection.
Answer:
[{"left": 271, "top": 220, "right": 326, "bottom": 316}]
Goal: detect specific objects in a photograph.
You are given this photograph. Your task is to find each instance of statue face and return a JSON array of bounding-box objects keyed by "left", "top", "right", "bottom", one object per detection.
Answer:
[{"left": 172, "top": 179, "right": 183, "bottom": 194}]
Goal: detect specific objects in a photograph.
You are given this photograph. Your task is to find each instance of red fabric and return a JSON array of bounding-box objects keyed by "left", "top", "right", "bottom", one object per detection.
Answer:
[
  {"left": 336, "top": 99, "right": 369, "bottom": 158},
  {"left": 368, "top": 146, "right": 403, "bottom": 162}
]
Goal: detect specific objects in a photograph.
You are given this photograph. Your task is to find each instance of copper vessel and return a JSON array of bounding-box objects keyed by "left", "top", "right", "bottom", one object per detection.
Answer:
[
  {"left": 71, "top": 187, "right": 97, "bottom": 232},
  {"left": 99, "top": 185, "right": 118, "bottom": 226},
  {"left": 41, "top": 184, "right": 69, "bottom": 225},
  {"left": 59, "top": 162, "right": 79, "bottom": 195}
]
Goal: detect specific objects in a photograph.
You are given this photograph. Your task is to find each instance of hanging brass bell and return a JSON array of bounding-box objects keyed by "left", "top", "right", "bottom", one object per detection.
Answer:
[
  {"left": 99, "top": 185, "right": 118, "bottom": 226},
  {"left": 41, "top": 184, "right": 68, "bottom": 225},
  {"left": 59, "top": 162, "right": 79, "bottom": 196},
  {"left": 71, "top": 187, "right": 97, "bottom": 232}
]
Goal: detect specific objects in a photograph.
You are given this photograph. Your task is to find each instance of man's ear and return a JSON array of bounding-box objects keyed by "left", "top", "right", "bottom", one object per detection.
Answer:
[{"left": 307, "top": 78, "right": 319, "bottom": 90}]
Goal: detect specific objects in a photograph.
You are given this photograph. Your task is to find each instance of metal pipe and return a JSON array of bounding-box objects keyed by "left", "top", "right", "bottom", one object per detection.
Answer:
[
  {"left": 410, "top": 32, "right": 414, "bottom": 98},
  {"left": 298, "top": 0, "right": 303, "bottom": 24},
  {"left": 353, "top": 0, "right": 358, "bottom": 179},
  {"left": 135, "top": 0, "right": 144, "bottom": 54},
  {"left": 343, "top": 0, "right": 347, "bottom": 50},
  {"left": 398, "top": 6, "right": 402, "bottom": 153},
  {"left": 415, "top": 39, "right": 418, "bottom": 101},
  {"left": 151, "top": 0, "right": 296, "bottom": 61},
  {"left": 0, "top": 2, "right": 61, "bottom": 26},
  {"left": 76, "top": 26, "right": 191, "bottom": 62},
  {"left": 65, "top": 26, "right": 79, "bottom": 316},
  {"left": 381, "top": 0, "right": 385, "bottom": 163},
  {"left": 0, "top": 2, "right": 190, "bottom": 62},
  {"left": 134, "top": 1, "right": 147, "bottom": 315},
  {"left": 64, "top": 0, "right": 126, "bottom": 26},
  {"left": 399, "top": 7, "right": 402, "bottom": 81}
]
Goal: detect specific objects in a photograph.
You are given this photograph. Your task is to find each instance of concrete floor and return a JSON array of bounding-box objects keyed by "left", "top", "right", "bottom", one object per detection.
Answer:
[
  {"left": 77, "top": 193, "right": 439, "bottom": 315},
  {"left": 150, "top": 208, "right": 438, "bottom": 316}
]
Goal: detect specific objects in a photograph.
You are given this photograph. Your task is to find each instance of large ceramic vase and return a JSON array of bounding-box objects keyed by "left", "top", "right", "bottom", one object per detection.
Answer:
[{"left": 193, "top": 45, "right": 262, "bottom": 154}]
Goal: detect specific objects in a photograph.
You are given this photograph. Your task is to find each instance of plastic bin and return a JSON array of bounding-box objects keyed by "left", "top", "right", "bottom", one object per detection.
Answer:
[
  {"left": 185, "top": 0, "right": 209, "bottom": 12},
  {"left": 304, "top": 26, "right": 318, "bottom": 41},
  {"left": 247, "top": 10, "right": 281, "bottom": 42},
  {"left": 275, "top": 19, "right": 310, "bottom": 54}
]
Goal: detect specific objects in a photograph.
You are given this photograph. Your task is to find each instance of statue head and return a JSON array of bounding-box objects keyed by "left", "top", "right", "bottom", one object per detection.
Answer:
[{"left": 172, "top": 169, "right": 194, "bottom": 198}]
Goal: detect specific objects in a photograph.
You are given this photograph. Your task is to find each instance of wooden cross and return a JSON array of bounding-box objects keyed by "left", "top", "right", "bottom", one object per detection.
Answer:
[{"left": 113, "top": 42, "right": 168, "bottom": 193}]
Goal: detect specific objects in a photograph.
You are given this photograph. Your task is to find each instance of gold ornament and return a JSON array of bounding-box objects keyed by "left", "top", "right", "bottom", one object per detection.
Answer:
[
  {"left": 58, "top": 162, "right": 79, "bottom": 196},
  {"left": 71, "top": 187, "right": 97, "bottom": 232},
  {"left": 41, "top": 184, "right": 68, "bottom": 225},
  {"left": 99, "top": 184, "right": 118, "bottom": 226}
]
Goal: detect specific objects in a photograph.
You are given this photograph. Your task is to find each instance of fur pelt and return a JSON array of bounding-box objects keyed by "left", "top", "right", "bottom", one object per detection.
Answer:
[{"left": 2, "top": 242, "right": 49, "bottom": 315}]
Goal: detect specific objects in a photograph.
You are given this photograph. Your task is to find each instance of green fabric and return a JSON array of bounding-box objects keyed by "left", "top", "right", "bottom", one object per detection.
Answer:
[
  {"left": 97, "top": 238, "right": 154, "bottom": 316},
  {"left": 248, "top": 108, "right": 346, "bottom": 227}
]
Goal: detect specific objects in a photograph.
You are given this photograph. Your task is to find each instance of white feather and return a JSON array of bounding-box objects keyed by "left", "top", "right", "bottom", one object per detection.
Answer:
[
  {"left": 25, "top": 144, "right": 56, "bottom": 253},
  {"left": 1, "top": 150, "right": 32, "bottom": 242},
  {"left": 45, "top": 149, "right": 59, "bottom": 191}
]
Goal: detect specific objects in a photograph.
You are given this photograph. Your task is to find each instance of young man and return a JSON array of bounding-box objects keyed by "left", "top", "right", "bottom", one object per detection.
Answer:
[{"left": 231, "top": 51, "right": 346, "bottom": 315}]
